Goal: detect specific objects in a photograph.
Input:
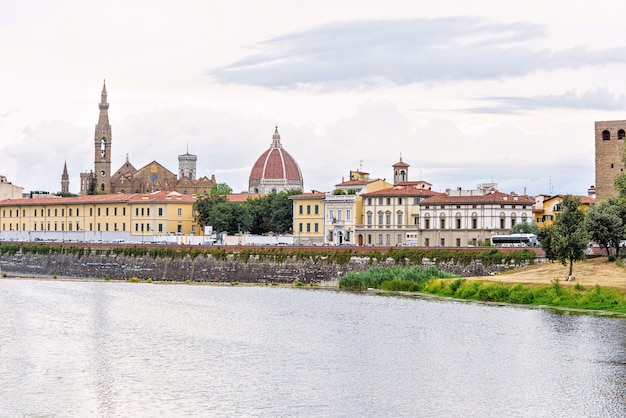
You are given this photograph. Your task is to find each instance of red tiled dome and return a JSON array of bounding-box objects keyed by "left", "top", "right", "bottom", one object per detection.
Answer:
[{"left": 249, "top": 127, "right": 303, "bottom": 193}]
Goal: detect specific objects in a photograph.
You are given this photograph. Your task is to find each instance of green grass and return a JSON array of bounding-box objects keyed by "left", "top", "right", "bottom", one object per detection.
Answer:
[{"left": 340, "top": 266, "right": 626, "bottom": 315}]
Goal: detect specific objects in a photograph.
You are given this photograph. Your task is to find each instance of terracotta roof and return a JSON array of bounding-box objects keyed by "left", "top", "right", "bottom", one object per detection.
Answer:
[
  {"left": 0, "top": 191, "right": 196, "bottom": 206},
  {"left": 335, "top": 179, "right": 378, "bottom": 187},
  {"left": 362, "top": 185, "right": 440, "bottom": 197},
  {"left": 421, "top": 191, "right": 534, "bottom": 205},
  {"left": 289, "top": 191, "right": 327, "bottom": 200},
  {"left": 392, "top": 160, "right": 409, "bottom": 168},
  {"left": 226, "top": 192, "right": 264, "bottom": 202}
]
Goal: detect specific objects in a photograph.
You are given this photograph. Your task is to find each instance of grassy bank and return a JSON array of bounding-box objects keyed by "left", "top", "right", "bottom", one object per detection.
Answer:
[{"left": 339, "top": 265, "right": 626, "bottom": 315}]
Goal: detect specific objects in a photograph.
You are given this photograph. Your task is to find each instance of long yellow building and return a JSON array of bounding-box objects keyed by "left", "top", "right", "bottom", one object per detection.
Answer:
[{"left": 0, "top": 191, "right": 198, "bottom": 243}]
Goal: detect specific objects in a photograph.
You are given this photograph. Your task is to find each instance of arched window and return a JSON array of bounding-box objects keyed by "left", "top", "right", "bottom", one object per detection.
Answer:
[
  {"left": 619, "top": 129, "right": 625, "bottom": 140},
  {"left": 602, "top": 130, "right": 610, "bottom": 140}
]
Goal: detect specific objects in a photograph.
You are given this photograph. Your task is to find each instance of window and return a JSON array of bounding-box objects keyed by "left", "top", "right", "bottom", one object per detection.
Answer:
[
  {"left": 122, "top": 223, "right": 126, "bottom": 231},
  {"left": 299, "top": 205, "right": 303, "bottom": 215},
  {"left": 114, "top": 207, "right": 117, "bottom": 216},
  {"left": 299, "top": 223, "right": 303, "bottom": 233},
  {"left": 306, "top": 205, "right": 311, "bottom": 215},
  {"left": 367, "top": 198, "right": 372, "bottom": 205},
  {"left": 602, "top": 130, "right": 610, "bottom": 140},
  {"left": 178, "top": 208, "right": 182, "bottom": 216},
  {"left": 158, "top": 208, "right": 163, "bottom": 216},
  {"left": 48, "top": 209, "right": 51, "bottom": 217},
  {"left": 306, "top": 223, "right": 310, "bottom": 232},
  {"left": 158, "top": 223, "right": 163, "bottom": 232},
  {"left": 397, "top": 234, "right": 402, "bottom": 244},
  {"left": 76, "top": 209, "right": 79, "bottom": 216},
  {"left": 177, "top": 225, "right": 182, "bottom": 233},
  {"left": 314, "top": 223, "right": 318, "bottom": 233},
  {"left": 425, "top": 218, "right": 430, "bottom": 229},
  {"left": 397, "top": 214, "right": 402, "bottom": 225},
  {"left": 97, "top": 208, "right": 101, "bottom": 216},
  {"left": 620, "top": 129, "right": 625, "bottom": 140},
  {"left": 135, "top": 223, "right": 139, "bottom": 232},
  {"left": 378, "top": 234, "right": 383, "bottom": 244},
  {"left": 456, "top": 238, "right": 461, "bottom": 247},
  {"left": 105, "top": 208, "right": 109, "bottom": 216},
  {"left": 413, "top": 197, "right": 420, "bottom": 205},
  {"left": 141, "top": 208, "right": 145, "bottom": 216},
  {"left": 386, "top": 214, "right": 391, "bottom": 225},
  {"left": 89, "top": 223, "right": 92, "bottom": 231},
  {"left": 89, "top": 208, "right": 93, "bottom": 216},
  {"left": 500, "top": 217, "right": 505, "bottom": 229},
  {"left": 337, "top": 209, "right": 342, "bottom": 221},
  {"left": 398, "top": 198, "right": 402, "bottom": 205},
  {"left": 378, "top": 213, "right": 383, "bottom": 225},
  {"left": 378, "top": 198, "right": 383, "bottom": 205},
  {"left": 97, "top": 223, "right": 100, "bottom": 232},
  {"left": 440, "top": 238, "right": 445, "bottom": 247},
  {"left": 54, "top": 209, "right": 57, "bottom": 216},
  {"left": 386, "top": 198, "right": 391, "bottom": 205},
  {"left": 440, "top": 218, "right": 445, "bottom": 229},
  {"left": 105, "top": 223, "right": 109, "bottom": 231},
  {"left": 69, "top": 208, "right": 72, "bottom": 217},
  {"left": 456, "top": 218, "right": 461, "bottom": 229},
  {"left": 346, "top": 209, "right": 351, "bottom": 221},
  {"left": 367, "top": 214, "right": 372, "bottom": 225},
  {"left": 123, "top": 208, "right": 126, "bottom": 216},
  {"left": 68, "top": 223, "right": 72, "bottom": 231},
  {"left": 314, "top": 205, "right": 319, "bottom": 215},
  {"left": 136, "top": 208, "right": 139, "bottom": 216}
]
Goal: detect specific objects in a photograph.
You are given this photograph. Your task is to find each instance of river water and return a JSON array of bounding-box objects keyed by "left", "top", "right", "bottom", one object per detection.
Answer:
[{"left": 0, "top": 279, "right": 624, "bottom": 418}]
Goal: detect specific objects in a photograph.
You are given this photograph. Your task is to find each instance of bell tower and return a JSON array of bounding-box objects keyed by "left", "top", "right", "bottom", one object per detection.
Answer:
[
  {"left": 393, "top": 155, "right": 410, "bottom": 185},
  {"left": 94, "top": 80, "right": 112, "bottom": 192}
]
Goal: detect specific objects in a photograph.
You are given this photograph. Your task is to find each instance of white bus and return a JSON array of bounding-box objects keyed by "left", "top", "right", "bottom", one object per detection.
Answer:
[{"left": 491, "top": 233, "right": 538, "bottom": 247}]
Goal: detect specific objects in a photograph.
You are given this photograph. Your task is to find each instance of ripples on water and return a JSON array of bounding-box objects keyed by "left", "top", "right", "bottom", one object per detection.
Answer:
[{"left": 0, "top": 279, "right": 624, "bottom": 417}]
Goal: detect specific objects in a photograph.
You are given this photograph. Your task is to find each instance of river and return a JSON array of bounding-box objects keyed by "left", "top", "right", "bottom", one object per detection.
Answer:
[{"left": 0, "top": 279, "right": 624, "bottom": 417}]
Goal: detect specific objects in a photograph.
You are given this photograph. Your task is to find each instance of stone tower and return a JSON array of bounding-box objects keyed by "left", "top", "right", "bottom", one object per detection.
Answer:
[
  {"left": 94, "top": 80, "right": 112, "bottom": 193},
  {"left": 178, "top": 147, "right": 197, "bottom": 180},
  {"left": 61, "top": 161, "right": 69, "bottom": 193},
  {"left": 393, "top": 156, "right": 409, "bottom": 185},
  {"left": 594, "top": 120, "right": 626, "bottom": 200}
]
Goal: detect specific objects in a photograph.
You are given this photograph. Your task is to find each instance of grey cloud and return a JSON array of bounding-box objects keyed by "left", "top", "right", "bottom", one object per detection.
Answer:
[
  {"left": 474, "top": 88, "right": 626, "bottom": 113},
  {"left": 208, "top": 18, "right": 626, "bottom": 89}
]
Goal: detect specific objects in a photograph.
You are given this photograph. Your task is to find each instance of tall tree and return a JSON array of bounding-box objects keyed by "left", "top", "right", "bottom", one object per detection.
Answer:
[
  {"left": 538, "top": 195, "right": 589, "bottom": 277},
  {"left": 585, "top": 197, "right": 625, "bottom": 259}
]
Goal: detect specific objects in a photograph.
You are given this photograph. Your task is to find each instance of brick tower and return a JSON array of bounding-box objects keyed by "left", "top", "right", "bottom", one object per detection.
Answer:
[{"left": 595, "top": 120, "right": 626, "bottom": 200}]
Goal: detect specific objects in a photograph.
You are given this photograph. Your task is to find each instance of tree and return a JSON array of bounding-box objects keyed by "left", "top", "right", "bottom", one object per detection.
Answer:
[
  {"left": 585, "top": 197, "right": 625, "bottom": 259},
  {"left": 193, "top": 193, "right": 227, "bottom": 228},
  {"left": 211, "top": 182, "right": 233, "bottom": 196},
  {"left": 510, "top": 221, "right": 539, "bottom": 235},
  {"left": 538, "top": 195, "right": 589, "bottom": 277}
]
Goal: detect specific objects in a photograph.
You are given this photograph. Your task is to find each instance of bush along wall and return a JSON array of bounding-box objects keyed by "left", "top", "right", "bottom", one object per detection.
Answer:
[{"left": 0, "top": 244, "right": 535, "bottom": 283}]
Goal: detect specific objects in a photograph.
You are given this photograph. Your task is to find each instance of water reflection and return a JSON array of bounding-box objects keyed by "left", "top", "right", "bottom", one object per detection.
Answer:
[{"left": 0, "top": 279, "right": 624, "bottom": 417}]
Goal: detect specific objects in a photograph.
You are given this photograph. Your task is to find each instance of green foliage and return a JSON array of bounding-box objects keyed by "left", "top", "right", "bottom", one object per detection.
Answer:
[
  {"left": 585, "top": 196, "right": 626, "bottom": 259},
  {"left": 539, "top": 195, "right": 590, "bottom": 277},
  {"left": 510, "top": 221, "right": 539, "bottom": 235},
  {"left": 128, "top": 277, "right": 141, "bottom": 283},
  {"left": 339, "top": 266, "right": 458, "bottom": 291},
  {"left": 210, "top": 182, "right": 233, "bottom": 196}
]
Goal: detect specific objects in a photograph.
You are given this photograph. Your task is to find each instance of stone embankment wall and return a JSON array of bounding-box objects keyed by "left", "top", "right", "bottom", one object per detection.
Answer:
[{"left": 0, "top": 250, "right": 528, "bottom": 283}]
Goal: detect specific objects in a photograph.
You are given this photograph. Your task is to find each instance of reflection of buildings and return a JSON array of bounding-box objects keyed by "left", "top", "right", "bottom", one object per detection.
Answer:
[
  {"left": 78, "top": 82, "right": 215, "bottom": 196},
  {"left": 249, "top": 127, "right": 303, "bottom": 194},
  {"left": 595, "top": 120, "right": 626, "bottom": 200}
]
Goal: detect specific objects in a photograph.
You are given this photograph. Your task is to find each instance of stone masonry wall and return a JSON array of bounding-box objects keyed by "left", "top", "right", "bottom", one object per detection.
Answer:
[{"left": 0, "top": 250, "right": 524, "bottom": 283}]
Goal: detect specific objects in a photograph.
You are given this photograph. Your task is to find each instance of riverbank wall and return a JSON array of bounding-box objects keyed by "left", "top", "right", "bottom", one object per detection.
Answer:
[{"left": 0, "top": 248, "right": 533, "bottom": 283}]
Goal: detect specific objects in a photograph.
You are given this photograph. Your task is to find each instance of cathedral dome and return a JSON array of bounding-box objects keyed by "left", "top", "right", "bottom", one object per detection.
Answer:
[{"left": 249, "top": 127, "right": 303, "bottom": 194}]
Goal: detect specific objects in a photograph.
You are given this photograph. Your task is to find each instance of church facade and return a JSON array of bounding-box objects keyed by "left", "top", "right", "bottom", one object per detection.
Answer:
[{"left": 79, "top": 82, "right": 216, "bottom": 196}]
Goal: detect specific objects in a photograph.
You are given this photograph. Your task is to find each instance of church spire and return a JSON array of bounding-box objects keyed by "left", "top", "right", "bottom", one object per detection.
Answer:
[
  {"left": 99, "top": 79, "right": 109, "bottom": 110},
  {"left": 271, "top": 125, "right": 283, "bottom": 149},
  {"left": 61, "top": 160, "right": 69, "bottom": 193}
]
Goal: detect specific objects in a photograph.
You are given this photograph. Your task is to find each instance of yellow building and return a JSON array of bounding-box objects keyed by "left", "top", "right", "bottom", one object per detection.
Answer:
[
  {"left": 289, "top": 191, "right": 326, "bottom": 245},
  {"left": 0, "top": 191, "right": 199, "bottom": 243},
  {"left": 534, "top": 194, "right": 595, "bottom": 228}
]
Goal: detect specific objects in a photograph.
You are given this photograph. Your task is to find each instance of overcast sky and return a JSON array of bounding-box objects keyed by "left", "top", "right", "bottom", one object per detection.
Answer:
[{"left": 2, "top": 0, "right": 625, "bottom": 197}]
